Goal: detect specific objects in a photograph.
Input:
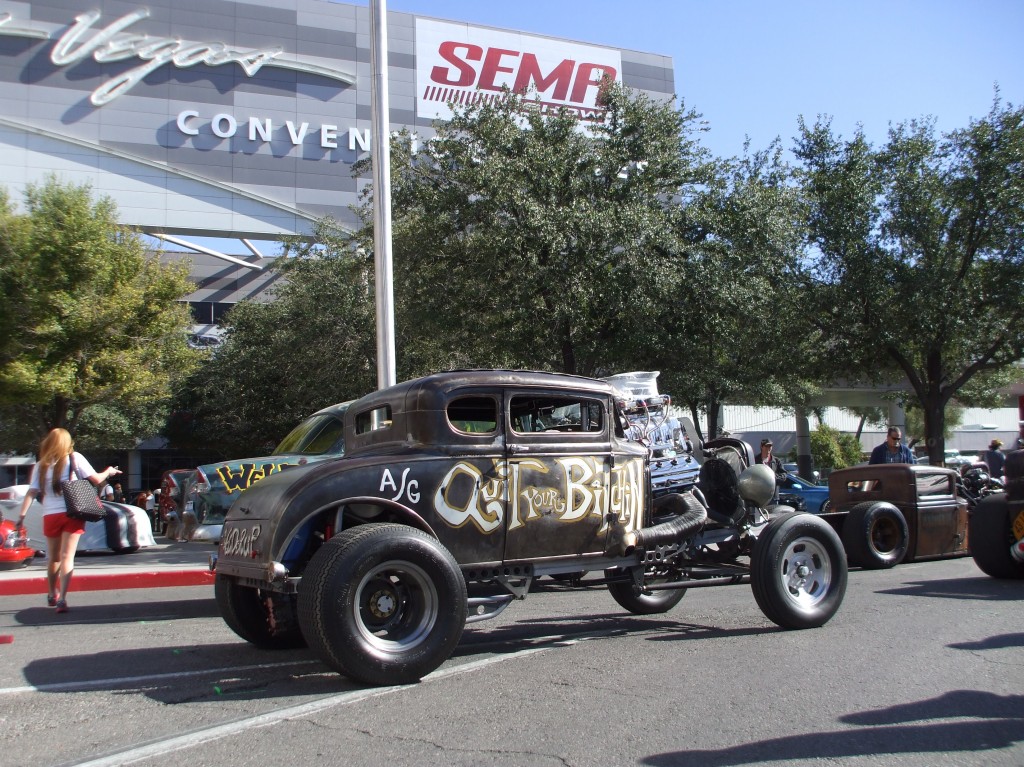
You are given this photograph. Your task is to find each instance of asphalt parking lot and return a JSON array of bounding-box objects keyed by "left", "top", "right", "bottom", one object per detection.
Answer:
[{"left": 1, "top": 553, "right": 1022, "bottom": 767}]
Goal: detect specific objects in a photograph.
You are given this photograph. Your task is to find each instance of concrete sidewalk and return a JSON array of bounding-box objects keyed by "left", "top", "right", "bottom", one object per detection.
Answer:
[{"left": 0, "top": 539, "right": 216, "bottom": 596}]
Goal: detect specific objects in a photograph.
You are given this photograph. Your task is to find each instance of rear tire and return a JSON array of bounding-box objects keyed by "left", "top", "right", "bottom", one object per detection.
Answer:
[
  {"left": 841, "top": 502, "right": 909, "bottom": 569},
  {"left": 970, "top": 495, "right": 1024, "bottom": 579},
  {"left": 298, "top": 524, "right": 467, "bottom": 686},
  {"left": 215, "top": 575, "right": 306, "bottom": 649},
  {"left": 751, "top": 513, "right": 847, "bottom": 629}
]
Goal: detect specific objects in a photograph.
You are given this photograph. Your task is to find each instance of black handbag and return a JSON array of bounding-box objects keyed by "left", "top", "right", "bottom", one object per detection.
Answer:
[{"left": 62, "top": 455, "right": 106, "bottom": 521}]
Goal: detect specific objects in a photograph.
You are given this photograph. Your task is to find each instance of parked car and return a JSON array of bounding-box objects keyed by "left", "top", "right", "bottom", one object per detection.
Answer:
[
  {"left": 214, "top": 370, "right": 847, "bottom": 686},
  {"left": 778, "top": 472, "right": 831, "bottom": 513},
  {"left": 820, "top": 463, "right": 969, "bottom": 569},
  {"left": 783, "top": 462, "right": 820, "bottom": 483},
  {"left": 0, "top": 484, "right": 155, "bottom": 554},
  {"left": 188, "top": 401, "right": 352, "bottom": 543}
]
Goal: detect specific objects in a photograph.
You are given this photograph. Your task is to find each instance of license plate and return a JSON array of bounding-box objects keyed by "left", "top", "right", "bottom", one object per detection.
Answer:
[{"left": 1013, "top": 509, "right": 1024, "bottom": 541}]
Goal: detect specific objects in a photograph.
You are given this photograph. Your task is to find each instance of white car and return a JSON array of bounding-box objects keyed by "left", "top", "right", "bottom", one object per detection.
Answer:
[{"left": 0, "top": 485, "right": 155, "bottom": 553}]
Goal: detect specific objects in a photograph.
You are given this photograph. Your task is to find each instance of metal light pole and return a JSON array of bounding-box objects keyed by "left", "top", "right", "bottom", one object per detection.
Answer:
[{"left": 370, "top": 0, "right": 396, "bottom": 389}]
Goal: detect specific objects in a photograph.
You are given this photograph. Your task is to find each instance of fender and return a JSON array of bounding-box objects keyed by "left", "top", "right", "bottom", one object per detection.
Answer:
[{"left": 275, "top": 495, "right": 440, "bottom": 565}]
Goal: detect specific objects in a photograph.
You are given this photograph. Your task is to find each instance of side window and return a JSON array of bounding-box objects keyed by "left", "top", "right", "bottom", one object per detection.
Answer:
[
  {"left": 355, "top": 405, "right": 392, "bottom": 435},
  {"left": 509, "top": 395, "right": 604, "bottom": 435},
  {"left": 917, "top": 472, "right": 954, "bottom": 498},
  {"left": 447, "top": 396, "right": 498, "bottom": 434}
]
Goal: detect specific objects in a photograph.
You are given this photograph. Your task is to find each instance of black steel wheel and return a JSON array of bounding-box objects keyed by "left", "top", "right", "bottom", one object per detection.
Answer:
[
  {"left": 970, "top": 495, "right": 1024, "bottom": 579},
  {"left": 841, "top": 502, "right": 909, "bottom": 569},
  {"left": 298, "top": 524, "right": 467, "bottom": 686},
  {"left": 751, "top": 513, "right": 847, "bottom": 629},
  {"left": 215, "top": 575, "right": 306, "bottom": 649},
  {"left": 606, "top": 568, "right": 687, "bottom": 615}
]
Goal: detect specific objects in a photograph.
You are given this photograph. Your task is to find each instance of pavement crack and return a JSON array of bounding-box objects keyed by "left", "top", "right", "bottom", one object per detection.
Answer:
[{"left": 300, "top": 720, "right": 575, "bottom": 766}]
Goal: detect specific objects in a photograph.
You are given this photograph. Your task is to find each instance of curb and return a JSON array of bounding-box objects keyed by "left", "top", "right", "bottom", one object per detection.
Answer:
[{"left": 0, "top": 569, "right": 214, "bottom": 596}]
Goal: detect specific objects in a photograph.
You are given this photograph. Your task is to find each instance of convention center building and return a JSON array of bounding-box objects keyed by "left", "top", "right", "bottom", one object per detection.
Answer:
[{"left": 0, "top": 0, "right": 676, "bottom": 486}]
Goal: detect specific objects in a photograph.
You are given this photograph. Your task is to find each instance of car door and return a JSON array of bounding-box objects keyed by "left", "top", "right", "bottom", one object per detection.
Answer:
[
  {"left": 913, "top": 470, "right": 967, "bottom": 557},
  {"left": 501, "top": 389, "right": 620, "bottom": 562}
]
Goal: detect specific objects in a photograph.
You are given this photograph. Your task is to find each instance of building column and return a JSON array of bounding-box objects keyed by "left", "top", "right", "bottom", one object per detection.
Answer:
[
  {"left": 795, "top": 407, "right": 814, "bottom": 481},
  {"left": 128, "top": 449, "right": 142, "bottom": 494},
  {"left": 888, "top": 400, "right": 906, "bottom": 436}
]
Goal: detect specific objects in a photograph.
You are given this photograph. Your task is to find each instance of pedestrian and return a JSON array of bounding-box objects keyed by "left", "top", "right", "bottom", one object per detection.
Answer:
[
  {"left": 754, "top": 438, "right": 787, "bottom": 503},
  {"left": 14, "top": 428, "right": 121, "bottom": 613},
  {"left": 980, "top": 439, "right": 1006, "bottom": 480},
  {"left": 869, "top": 427, "right": 915, "bottom": 464},
  {"left": 111, "top": 481, "right": 125, "bottom": 503}
]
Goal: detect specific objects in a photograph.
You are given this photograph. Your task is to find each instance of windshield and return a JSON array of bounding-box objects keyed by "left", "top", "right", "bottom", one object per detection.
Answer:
[{"left": 273, "top": 413, "right": 346, "bottom": 456}]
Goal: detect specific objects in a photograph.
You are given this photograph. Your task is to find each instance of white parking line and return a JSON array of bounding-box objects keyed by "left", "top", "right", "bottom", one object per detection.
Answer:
[{"left": 69, "top": 649, "right": 552, "bottom": 767}]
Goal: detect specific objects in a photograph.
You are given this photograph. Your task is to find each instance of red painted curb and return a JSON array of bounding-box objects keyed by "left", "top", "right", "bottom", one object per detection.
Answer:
[{"left": 0, "top": 569, "right": 214, "bottom": 596}]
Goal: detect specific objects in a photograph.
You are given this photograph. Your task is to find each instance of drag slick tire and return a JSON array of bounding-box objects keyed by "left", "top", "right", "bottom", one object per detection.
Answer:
[
  {"left": 215, "top": 575, "right": 306, "bottom": 649},
  {"left": 606, "top": 568, "right": 687, "bottom": 615},
  {"left": 751, "top": 513, "right": 847, "bottom": 629},
  {"left": 970, "top": 495, "right": 1024, "bottom": 579},
  {"left": 841, "top": 502, "right": 909, "bottom": 569},
  {"left": 298, "top": 523, "right": 468, "bottom": 686}
]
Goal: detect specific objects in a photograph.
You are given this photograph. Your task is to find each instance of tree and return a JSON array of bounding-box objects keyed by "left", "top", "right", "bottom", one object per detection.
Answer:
[
  {"left": 363, "top": 83, "right": 712, "bottom": 377},
  {"left": 172, "top": 219, "right": 378, "bottom": 455},
  {"left": 0, "top": 177, "right": 197, "bottom": 452},
  {"left": 655, "top": 142, "right": 819, "bottom": 439},
  {"left": 796, "top": 97, "right": 1024, "bottom": 464},
  {"left": 807, "top": 423, "right": 863, "bottom": 470}
]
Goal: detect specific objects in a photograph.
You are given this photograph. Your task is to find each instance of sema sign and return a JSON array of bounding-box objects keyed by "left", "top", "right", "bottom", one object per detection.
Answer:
[{"left": 415, "top": 18, "right": 621, "bottom": 122}]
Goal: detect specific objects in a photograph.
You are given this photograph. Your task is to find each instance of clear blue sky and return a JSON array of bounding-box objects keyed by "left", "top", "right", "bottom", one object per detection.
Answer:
[
  {"left": 193, "top": 0, "right": 1022, "bottom": 255},
  {"left": 372, "top": 0, "right": 1023, "bottom": 159}
]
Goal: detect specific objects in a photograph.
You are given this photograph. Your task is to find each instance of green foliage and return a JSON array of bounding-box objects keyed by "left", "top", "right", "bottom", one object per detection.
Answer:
[
  {"left": 358, "top": 83, "right": 710, "bottom": 376},
  {"left": 656, "top": 141, "right": 821, "bottom": 438},
  {"left": 796, "top": 96, "right": 1024, "bottom": 462},
  {"left": 809, "top": 423, "right": 864, "bottom": 470},
  {"left": 0, "top": 177, "right": 198, "bottom": 451},
  {"left": 171, "top": 219, "right": 378, "bottom": 455}
]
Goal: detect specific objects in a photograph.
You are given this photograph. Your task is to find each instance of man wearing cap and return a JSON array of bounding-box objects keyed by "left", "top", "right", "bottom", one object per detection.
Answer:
[{"left": 754, "top": 438, "right": 787, "bottom": 503}]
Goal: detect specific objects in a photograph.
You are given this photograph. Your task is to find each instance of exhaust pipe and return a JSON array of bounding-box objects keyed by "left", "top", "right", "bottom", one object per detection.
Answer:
[{"left": 613, "top": 491, "right": 707, "bottom": 556}]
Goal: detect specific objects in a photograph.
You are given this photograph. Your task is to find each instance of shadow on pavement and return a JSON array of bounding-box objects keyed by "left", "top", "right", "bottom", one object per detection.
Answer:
[
  {"left": 642, "top": 690, "right": 1024, "bottom": 766},
  {"left": 874, "top": 575, "right": 1024, "bottom": 601}
]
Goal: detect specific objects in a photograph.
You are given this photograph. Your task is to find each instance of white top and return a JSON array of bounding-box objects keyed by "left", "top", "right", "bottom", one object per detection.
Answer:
[{"left": 28, "top": 452, "right": 97, "bottom": 516}]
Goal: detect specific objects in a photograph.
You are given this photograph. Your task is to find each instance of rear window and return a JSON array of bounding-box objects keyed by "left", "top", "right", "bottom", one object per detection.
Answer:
[{"left": 355, "top": 405, "right": 393, "bottom": 435}]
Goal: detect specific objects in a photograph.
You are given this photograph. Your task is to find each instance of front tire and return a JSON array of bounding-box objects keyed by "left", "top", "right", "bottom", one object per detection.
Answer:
[
  {"left": 606, "top": 568, "right": 687, "bottom": 615},
  {"left": 751, "top": 513, "right": 847, "bottom": 629},
  {"left": 970, "top": 495, "right": 1024, "bottom": 579},
  {"left": 298, "top": 524, "right": 467, "bottom": 686},
  {"left": 841, "top": 502, "right": 909, "bottom": 569},
  {"left": 215, "top": 575, "right": 306, "bottom": 649}
]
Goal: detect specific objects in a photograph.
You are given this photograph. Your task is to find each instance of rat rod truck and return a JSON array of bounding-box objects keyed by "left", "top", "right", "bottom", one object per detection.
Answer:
[{"left": 214, "top": 370, "right": 848, "bottom": 685}]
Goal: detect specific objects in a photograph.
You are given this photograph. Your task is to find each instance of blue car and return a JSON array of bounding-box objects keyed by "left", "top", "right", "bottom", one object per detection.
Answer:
[{"left": 778, "top": 472, "right": 832, "bottom": 513}]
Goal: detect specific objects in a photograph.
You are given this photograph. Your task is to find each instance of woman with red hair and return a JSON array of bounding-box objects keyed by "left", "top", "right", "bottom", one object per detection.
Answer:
[{"left": 15, "top": 428, "right": 121, "bottom": 613}]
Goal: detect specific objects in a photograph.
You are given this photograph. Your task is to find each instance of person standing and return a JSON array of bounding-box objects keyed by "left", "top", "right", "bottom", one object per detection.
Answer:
[
  {"left": 980, "top": 439, "right": 1006, "bottom": 480},
  {"left": 869, "top": 427, "right": 915, "bottom": 464},
  {"left": 15, "top": 428, "right": 121, "bottom": 613},
  {"left": 754, "top": 438, "right": 787, "bottom": 503},
  {"left": 111, "top": 482, "right": 125, "bottom": 503}
]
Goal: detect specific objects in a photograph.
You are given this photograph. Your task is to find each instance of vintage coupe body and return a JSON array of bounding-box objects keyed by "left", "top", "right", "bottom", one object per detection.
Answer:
[
  {"left": 823, "top": 463, "right": 969, "bottom": 569},
  {"left": 215, "top": 370, "right": 847, "bottom": 685}
]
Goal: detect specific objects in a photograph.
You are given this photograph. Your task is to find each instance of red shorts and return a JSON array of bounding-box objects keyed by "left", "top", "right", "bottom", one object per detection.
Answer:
[{"left": 43, "top": 512, "right": 86, "bottom": 538}]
